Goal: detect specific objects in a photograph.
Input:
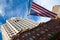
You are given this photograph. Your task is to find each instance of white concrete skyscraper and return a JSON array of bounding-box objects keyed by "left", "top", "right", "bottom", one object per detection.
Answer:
[{"left": 1, "top": 17, "right": 38, "bottom": 40}]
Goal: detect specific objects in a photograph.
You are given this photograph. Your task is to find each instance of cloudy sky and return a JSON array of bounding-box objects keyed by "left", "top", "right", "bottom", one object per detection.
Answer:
[
  {"left": 28, "top": 0, "right": 60, "bottom": 23},
  {"left": 0, "top": 0, "right": 28, "bottom": 40},
  {"left": 0, "top": 0, "right": 60, "bottom": 40}
]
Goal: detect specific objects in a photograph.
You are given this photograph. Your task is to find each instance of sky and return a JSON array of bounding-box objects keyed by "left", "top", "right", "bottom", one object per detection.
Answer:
[
  {"left": 28, "top": 0, "right": 60, "bottom": 23},
  {"left": 0, "top": 0, "right": 60, "bottom": 40},
  {"left": 0, "top": 0, "right": 28, "bottom": 40}
]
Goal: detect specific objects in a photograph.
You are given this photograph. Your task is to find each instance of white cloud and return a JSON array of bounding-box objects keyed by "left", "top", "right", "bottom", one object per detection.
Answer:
[
  {"left": 0, "top": 9, "right": 3, "bottom": 15},
  {"left": 0, "top": 0, "right": 7, "bottom": 16},
  {"left": 0, "top": 8, "right": 5, "bottom": 16},
  {"left": 33, "top": 0, "right": 60, "bottom": 11},
  {"left": 37, "top": 17, "right": 51, "bottom": 23}
]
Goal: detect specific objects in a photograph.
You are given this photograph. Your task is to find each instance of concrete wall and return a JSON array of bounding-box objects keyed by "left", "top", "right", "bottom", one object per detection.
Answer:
[{"left": 52, "top": 5, "right": 60, "bottom": 18}]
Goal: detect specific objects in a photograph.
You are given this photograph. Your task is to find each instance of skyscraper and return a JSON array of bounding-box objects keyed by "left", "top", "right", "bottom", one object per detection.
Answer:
[
  {"left": 1, "top": 17, "right": 38, "bottom": 40},
  {"left": 1, "top": 17, "right": 60, "bottom": 40}
]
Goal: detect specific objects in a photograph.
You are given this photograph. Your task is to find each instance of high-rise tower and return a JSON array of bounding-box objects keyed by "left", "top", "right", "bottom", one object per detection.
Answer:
[{"left": 1, "top": 17, "right": 38, "bottom": 40}]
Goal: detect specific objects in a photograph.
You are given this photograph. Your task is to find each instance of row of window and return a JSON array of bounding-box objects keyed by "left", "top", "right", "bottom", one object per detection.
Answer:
[
  {"left": 8, "top": 18, "right": 38, "bottom": 32},
  {"left": 3, "top": 18, "right": 39, "bottom": 40},
  {"left": 3, "top": 24, "right": 14, "bottom": 38},
  {"left": 8, "top": 21, "right": 20, "bottom": 33}
]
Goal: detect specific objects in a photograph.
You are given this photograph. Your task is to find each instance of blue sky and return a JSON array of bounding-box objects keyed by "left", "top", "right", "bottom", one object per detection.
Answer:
[
  {"left": 0, "top": 0, "right": 60, "bottom": 40},
  {"left": 0, "top": 0, "right": 28, "bottom": 40},
  {"left": 29, "top": 0, "right": 60, "bottom": 23}
]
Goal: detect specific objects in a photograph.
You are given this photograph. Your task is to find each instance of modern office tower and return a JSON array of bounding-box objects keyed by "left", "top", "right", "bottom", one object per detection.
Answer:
[
  {"left": 52, "top": 5, "right": 60, "bottom": 18},
  {"left": 1, "top": 17, "right": 38, "bottom": 40}
]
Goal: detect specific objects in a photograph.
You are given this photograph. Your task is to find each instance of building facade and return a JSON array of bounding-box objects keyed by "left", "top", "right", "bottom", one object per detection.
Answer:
[
  {"left": 52, "top": 5, "right": 60, "bottom": 18},
  {"left": 1, "top": 17, "right": 38, "bottom": 40},
  {"left": 2, "top": 17, "right": 60, "bottom": 40}
]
